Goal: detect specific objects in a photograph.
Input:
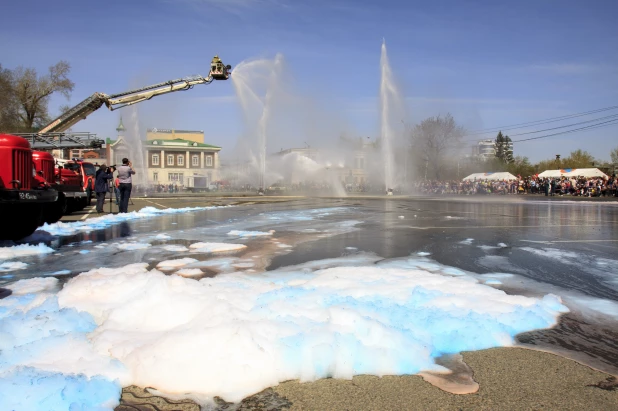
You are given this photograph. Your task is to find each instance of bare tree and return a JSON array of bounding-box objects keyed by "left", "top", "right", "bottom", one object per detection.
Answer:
[
  {"left": 12, "top": 61, "right": 74, "bottom": 131},
  {"left": 411, "top": 113, "right": 465, "bottom": 180},
  {"left": 611, "top": 147, "right": 618, "bottom": 164},
  {"left": 0, "top": 64, "right": 21, "bottom": 132}
]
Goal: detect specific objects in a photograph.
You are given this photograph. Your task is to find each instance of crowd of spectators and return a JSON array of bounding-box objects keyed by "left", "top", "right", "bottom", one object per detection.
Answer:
[
  {"left": 128, "top": 174, "right": 618, "bottom": 198},
  {"left": 414, "top": 175, "right": 618, "bottom": 197}
]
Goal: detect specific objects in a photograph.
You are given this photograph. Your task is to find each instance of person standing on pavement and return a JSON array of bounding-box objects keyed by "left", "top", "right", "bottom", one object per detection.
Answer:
[
  {"left": 114, "top": 177, "right": 120, "bottom": 206},
  {"left": 117, "top": 158, "right": 135, "bottom": 213},
  {"left": 94, "top": 164, "right": 114, "bottom": 213}
]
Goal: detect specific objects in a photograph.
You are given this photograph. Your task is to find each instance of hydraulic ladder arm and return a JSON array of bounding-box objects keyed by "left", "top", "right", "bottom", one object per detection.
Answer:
[{"left": 39, "top": 56, "right": 231, "bottom": 134}]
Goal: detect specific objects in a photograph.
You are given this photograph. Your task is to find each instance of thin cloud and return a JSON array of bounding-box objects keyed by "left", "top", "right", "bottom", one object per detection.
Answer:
[
  {"left": 190, "top": 95, "right": 237, "bottom": 103},
  {"left": 168, "top": 0, "right": 288, "bottom": 14},
  {"left": 407, "top": 96, "right": 565, "bottom": 106},
  {"left": 524, "top": 63, "right": 606, "bottom": 75}
]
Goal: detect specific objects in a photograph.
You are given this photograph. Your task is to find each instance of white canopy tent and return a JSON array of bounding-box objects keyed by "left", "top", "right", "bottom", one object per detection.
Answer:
[
  {"left": 537, "top": 168, "right": 608, "bottom": 178},
  {"left": 463, "top": 172, "right": 518, "bottom": 181}
]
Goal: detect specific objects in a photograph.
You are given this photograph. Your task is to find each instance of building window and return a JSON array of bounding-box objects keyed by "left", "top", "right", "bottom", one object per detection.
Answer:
[
  {"left": 192, "top": 155, "right": 199, "bottom": 166},
  {"left": 153, "top": 172, "right": 158, "bottom": 181},
  {"left": 206, "top": 156, "right": 213, "bottom": 167},
  {"left": 152, "top": 154, "right": 159, "bottom": 166},
  {"left": 168, "top": 172, "right": 184, "bottom": 184},
  {"left": 167, "top": 154, "right": 174, "bottom": 166},
  {"left": 177, "top": 155, "right": 184, "bottom": 166}
]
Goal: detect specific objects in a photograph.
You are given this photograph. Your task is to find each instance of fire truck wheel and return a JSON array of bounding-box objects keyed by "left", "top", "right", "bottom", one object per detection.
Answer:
[
  {"left": 3, "top": 204, "right": 44, "bottom": 240},
  {"left": 44, "top": 195, "right": 66, "bottom": 224},
  {"left": 74, "top": 198, "right": 87, "bottom": 211}
]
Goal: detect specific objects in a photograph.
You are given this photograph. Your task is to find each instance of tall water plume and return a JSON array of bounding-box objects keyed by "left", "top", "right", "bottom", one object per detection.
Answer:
[
  {"left": 123, "top": 106, "right": 147, "bottom": 186},
  {"left": 379, "top": 40, "right": 407, "bottom": 190},
  {"left": 231, "top": 54, "right": 353, "bottom": 196},
  {"left": 232, "top": 55, "right": 285, "bottom": 189}
]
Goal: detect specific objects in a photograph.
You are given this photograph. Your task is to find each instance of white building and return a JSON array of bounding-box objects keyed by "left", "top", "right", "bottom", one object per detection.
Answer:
[
  {"left": 108, "top": 123, "right": 221, "bottom": 186},
  {"left": 475, "top": 139, "right": 496, "bottom": 161}
]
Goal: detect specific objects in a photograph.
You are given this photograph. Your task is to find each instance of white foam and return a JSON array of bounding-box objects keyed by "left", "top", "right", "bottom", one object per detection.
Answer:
[
  {"left": 417, "top": 252, "right": 431, "bottom": 256},
  {"left": 185, "top": 258, "right": 240, "bottom": 273},
  {"left": 115, "top": 242, "right": 151, "bottom": 251},
  {"left": 51, "top": 270, "right": 72, "bottom": 276},
  {"left": 6, "top": 277, "right": 59, "bottom": 295},
  {"left": 37, "top": 206, "right": 231, "bottom": 237},
  {"left": 459, "top": 239, "right": 474, "bottom": 245},
  {"left": 519, "top": 247, "right": 580, "bottom": 260},
  {"left": 0, "top": 243, "right": 54, "bottom": 260},
  {"left": 0, "top": 262, "right": 28, "bottom": 272},
  {"left": 162, "top": 245, "right": 189, "bottom": 252},
  {"left": 65, "top": 261, "right": 567, "bottom": 402},
  {"left": 0, "top": 255, "right": 569, "bottom": 406},
  {"left": 478, "top": 245, "right": 500, "bottom": 251},
  {"left": 232, "top": 262, "right": 255, "bottom": 269},
  {"left": 227, "top": 230, "right": 274, "bottom": 237},
  {"left": 155, "top": 234, "right": 172, "bottom": 240},
  {"left": 189, "top": 243, "right": 247, "bottom": 254},
  {"left": 175, "top": 268, "right": 204, "bottom": 278},
  {"left": 157, "top": 258, "right": 198, "bottom": 269}
]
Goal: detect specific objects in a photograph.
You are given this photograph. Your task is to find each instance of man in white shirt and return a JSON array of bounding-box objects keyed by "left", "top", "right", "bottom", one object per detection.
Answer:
[{"left": 116, "top": 158, "right": 136, "bottom": 213}]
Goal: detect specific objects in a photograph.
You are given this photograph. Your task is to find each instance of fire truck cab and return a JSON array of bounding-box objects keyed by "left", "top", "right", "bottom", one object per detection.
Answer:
[{"left": 56, "top": 159, "right": 95, "bottom": 205}]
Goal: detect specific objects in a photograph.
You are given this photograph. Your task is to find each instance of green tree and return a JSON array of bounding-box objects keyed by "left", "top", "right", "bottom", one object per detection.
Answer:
[
  {"left": 411, "top": 113, "right": 465, "bottom": 180},
  {"left": 494, "top": 131, "right": 514, "bottom": 163},
  {"left": 12, "top": 61, "right": 74, "bottom": 131},
  {"left": 494, "top": 131, "right": 505, "bottom": 161},
  {"left": 562, "top": 149, "right": 596, "bottom": 168},
  {"left": 503, "top": 135, "right": 514, "bottom": 163},
  {"left": 506, "top": 156, "right": 534, "bottom": 177}
]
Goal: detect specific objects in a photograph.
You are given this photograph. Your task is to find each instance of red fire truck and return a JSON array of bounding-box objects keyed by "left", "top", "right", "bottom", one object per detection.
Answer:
[
  {"left": 0, "top": 56, "right": 231, "bottom": 240},
  {"left": 0, "top": 135, "right": 58, "bottom": 240}
]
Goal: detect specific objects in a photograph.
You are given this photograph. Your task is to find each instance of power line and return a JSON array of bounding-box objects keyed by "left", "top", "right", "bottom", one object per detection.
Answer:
[
  {"left": 456, "top": 117, "right": 618, "bottom": 148},
  {"left": 513, "top": 118, "right": 618, "bottom": 143},
  {"left": 464, "top": 104, "right": 618, "bottom": 136},
  {"left": 509, "top": 113, "right": 618, "bottom": 137}
]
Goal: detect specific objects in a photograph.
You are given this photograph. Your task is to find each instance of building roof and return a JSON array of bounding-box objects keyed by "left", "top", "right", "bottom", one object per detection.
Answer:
[
  {"left": 147, "top": 128, "right": 204, "bottom": 134},
  {"left": 145, "top": 138, "right": 221, "bottom": 149}
]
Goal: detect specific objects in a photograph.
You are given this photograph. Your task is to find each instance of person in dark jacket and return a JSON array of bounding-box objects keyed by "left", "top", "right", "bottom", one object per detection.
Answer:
[{"left": 95, "top": 164, "right": 114, "bottom": 213}]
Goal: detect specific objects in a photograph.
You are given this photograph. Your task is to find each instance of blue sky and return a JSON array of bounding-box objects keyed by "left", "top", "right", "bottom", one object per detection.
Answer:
[{"left": 1, "top": 0, "right": 617, "bottom": 162}]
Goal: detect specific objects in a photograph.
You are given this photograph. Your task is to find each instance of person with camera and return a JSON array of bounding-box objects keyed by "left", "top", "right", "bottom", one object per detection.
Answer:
[
  {"left": 117, "top": 158, "right": 136, "bottom": 213},
  {"left": 95, "top": 164, "right": 115, "bottom": 213}
]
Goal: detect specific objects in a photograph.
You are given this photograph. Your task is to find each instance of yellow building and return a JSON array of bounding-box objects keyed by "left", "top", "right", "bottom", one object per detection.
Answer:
[{"left": 146, "top": 128, "right": 204, "bottom": 144}]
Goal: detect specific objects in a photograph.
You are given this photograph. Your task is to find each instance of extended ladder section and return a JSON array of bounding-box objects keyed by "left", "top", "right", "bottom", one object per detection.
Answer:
[
  {"left": 39, "top": 56, "right": 231, "bottom": 134},
  {"left": 12, "top": 132, "right": 105, "bottom": 150}
]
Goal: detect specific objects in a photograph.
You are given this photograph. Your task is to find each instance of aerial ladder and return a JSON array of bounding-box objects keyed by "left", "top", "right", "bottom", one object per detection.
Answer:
[
  {"left": 15, "top": 56, "right": 231, "bottom": 150},
  {"left": 39, "top": 56, "right": 231, "bottom": 134}
]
